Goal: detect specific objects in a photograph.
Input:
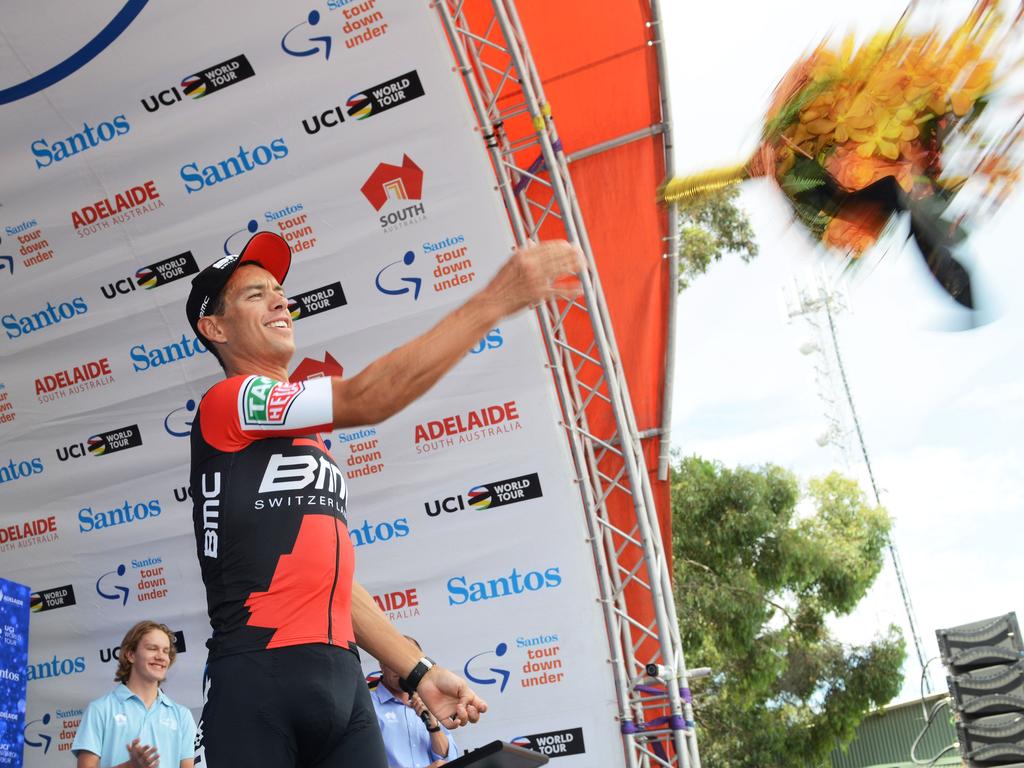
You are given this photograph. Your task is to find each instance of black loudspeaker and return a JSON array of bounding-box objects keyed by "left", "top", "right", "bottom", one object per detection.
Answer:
[
  {"left": 937, "top": 613, "right": 1024, "bottom": 766},
  {"left": 937, "top": 614, "right": 1023, "bottom": 675},
  {"left": 949, "top": 661, "right": 1024, "bottom": 721},
  {"left": 956, "top": 712, "right": 1024, "bottom": 766}
]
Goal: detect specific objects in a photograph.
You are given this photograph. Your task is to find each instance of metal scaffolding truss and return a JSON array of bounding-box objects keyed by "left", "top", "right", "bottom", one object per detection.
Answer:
[{"left": 433, "top": 3, "right": 700, "bottom": 767}]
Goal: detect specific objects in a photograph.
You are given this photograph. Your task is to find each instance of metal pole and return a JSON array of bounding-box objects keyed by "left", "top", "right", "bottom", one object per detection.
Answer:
[
  {"left": 647, "top": 0, "right": 681, "bottom": 485},
  {"left": 819, "top": 287, "right": 932, "bottom": 693},
  {"left": 433, "top": 2, "right": 697, "bottom": 763}
]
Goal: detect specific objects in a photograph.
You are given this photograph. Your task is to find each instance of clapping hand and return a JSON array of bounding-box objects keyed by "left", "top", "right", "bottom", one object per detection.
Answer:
[{"left": 126, "top": 738, "right": 160, "bottom": 768}]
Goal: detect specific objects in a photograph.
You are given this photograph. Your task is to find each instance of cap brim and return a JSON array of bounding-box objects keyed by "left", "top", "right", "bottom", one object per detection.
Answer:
[{"left": 237, "top": 232, "right": 291, "bottom": 285}]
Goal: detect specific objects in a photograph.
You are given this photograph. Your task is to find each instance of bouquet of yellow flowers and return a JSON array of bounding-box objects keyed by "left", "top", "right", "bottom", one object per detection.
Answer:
[{"left": 661, "top": 0, "right": 1024, "bottom": 308}]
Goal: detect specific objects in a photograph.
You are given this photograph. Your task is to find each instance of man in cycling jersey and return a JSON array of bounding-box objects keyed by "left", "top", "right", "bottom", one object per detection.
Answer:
[{"left": 185, "top": 231, "right": 582, "bottom": 767}]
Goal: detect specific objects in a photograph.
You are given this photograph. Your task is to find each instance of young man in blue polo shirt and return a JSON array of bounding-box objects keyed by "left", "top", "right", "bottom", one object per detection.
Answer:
[{"left": 73, "top": 620, "right": 196, "bottom": 768}]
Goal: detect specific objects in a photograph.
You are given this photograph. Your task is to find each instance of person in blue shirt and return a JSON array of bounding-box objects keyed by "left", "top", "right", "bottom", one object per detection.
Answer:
[
  {"left": 372, "top": 637, "right": 461, "bottom": 768},
  {"left": 72, "top": 620, "right": 196, "bottom": 768}
]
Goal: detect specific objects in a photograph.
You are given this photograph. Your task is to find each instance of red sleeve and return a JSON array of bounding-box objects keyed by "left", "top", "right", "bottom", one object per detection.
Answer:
[{"left": 198, "top": 375, "right": 334, "bottom": 453}]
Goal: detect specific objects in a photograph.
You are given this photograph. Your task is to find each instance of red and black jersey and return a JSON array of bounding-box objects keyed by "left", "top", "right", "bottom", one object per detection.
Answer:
[{"left": 189, "top": 374, "right": 356, "bottom": 660}]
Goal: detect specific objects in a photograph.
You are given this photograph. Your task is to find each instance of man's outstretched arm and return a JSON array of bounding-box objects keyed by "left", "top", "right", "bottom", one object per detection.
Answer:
[
  {"left": 330, "top": 240, "right": 582, "bottom": 428},
  {"left": 351, "top": 582, "right": 486, "bottom": 728}
]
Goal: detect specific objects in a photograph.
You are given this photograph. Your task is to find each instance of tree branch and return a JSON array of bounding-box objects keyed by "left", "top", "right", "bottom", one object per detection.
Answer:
[{"left": 677, "top": 556, "right": 796, "bottom": 625}]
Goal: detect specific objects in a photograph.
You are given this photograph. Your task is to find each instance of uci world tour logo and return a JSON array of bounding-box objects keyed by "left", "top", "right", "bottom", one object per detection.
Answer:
[
  {"left": 511, "top": 728, "right": 586, "bottom": 759},
  {"left": 289, "top": 282, "right": 347, "bottom": 321},
  {"left": 0, "top": 1, "right": 150, "bottom": 105},
  {"left": 30, "top": 584, "right": 76, "bottom": 613},
  {"left": 347, "top": 71, "right": 425, "bottom": 121},
  {"left": 180, "top": 55, "right": 255, "bottom": 100},
  {"left": 87, "top": 424, "right": 143, "bottom": 456},
  {"left": 140, "top": 55, "right": 254, "bottom": 113}
]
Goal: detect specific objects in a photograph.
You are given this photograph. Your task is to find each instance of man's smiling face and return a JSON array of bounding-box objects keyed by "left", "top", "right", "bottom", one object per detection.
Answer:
[
  {"left": 127, "top": 629, "right": 173, "bottom": 686},
  {"left": 206, "top": 263, "right": 295, "bottom": 370}
]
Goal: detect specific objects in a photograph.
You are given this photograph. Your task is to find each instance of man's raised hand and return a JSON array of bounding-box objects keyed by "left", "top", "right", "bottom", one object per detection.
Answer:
[{"left": 484, "top": 239, "right": 584, "bottom": 316}]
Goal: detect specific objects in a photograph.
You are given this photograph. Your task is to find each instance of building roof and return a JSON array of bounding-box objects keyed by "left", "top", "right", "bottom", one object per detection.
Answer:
[{"left": 829, "top": 694, "right": 960, "bottom": 768}]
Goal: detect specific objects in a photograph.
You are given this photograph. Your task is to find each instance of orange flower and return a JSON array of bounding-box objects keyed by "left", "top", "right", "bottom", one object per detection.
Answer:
[
  {"left": 825, "top": 144, "right": 915, "bottom": 192},
  {"left": 822, "top": 200, "right": 889, "bottom": 255}
]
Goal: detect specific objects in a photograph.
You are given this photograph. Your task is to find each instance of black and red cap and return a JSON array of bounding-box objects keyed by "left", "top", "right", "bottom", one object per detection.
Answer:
[{"left": 186, "top": 232, "right": 292, "bottom": 343}]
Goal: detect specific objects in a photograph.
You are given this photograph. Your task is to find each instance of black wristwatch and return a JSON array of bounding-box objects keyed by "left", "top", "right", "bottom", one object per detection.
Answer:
[{"left": 399, "top": 656, "right": 437, "bottom": 694}]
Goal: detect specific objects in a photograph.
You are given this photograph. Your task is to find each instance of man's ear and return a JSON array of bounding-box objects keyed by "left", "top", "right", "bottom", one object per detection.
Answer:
[{"left": 197, "top": 315, "right": 227, "bottom": 345}]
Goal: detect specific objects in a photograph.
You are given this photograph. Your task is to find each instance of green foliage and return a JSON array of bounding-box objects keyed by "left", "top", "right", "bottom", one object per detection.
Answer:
[
  {"left": 780, "top": 157, "right": 828, "bottom": 197},
  {"left": 677, "top": 185, "right": 759, "bottom": 291},
  {"left": 762, "top": 79, "right": 833, "bottom": 141},
  {"left": 670, "top": 456, "right": 905, "bottom": 768}
]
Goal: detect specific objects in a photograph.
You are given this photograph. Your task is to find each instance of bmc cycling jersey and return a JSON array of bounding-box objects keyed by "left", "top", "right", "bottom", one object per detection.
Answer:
[{"left": 189, "top": 374, "right": 356, "bottom": 660}]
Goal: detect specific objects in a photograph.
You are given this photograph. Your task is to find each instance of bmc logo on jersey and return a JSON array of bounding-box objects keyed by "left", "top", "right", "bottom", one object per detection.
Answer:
[
  {"left": 258, "top": 452, "right": 346, "bottom": 495},
  {"left": 242, "top": 376, "right": 304, "bottom": 427}
]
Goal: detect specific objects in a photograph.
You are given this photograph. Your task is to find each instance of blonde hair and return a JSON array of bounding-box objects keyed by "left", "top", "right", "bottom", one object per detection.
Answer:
[{"left": 114, "top": 621, "right": 176, "bottom": 684}]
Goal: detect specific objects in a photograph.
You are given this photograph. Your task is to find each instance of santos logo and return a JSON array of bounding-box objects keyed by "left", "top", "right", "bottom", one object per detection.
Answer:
[
  {"left": 447, "top": 565, "right": 561, "bottom": 605},
  {"left": 180, "top": 138, "right": 289, "bottom": 195},
  {"left": 0, "top": 456, "right": 44, "bottom": 485},
  {"left": 31, "top": 114, "right": 130, "bottom": 169},
  {"left": 26, "top": 655, "right": 86, "bottom": 682},
  {"left": 3, "top": 297, "right": 88, "bottom": 340},
  {"left": 130, "top": 333, "right": 208, "bottom": 372},
  {"left": 469, "top": 328, "right": 502, "bottom": 354},
  {"left": 349, "top": 517, "right": 409, "bottom": 548},
  {"left": 78, "top": 498, "right": 161, "bottom": 533}
]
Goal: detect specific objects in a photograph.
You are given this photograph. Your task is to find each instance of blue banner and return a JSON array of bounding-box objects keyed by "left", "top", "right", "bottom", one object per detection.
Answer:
[{"left": 0, "top": 577, "right": 30, "bottom": 768}]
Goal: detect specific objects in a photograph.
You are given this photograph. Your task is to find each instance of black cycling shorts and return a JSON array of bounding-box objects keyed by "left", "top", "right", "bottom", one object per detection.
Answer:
[{"left": 197, "top": 644, "right": 386, "bottom": 768}]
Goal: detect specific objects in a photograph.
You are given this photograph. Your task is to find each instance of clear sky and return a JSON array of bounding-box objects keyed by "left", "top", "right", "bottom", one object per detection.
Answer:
[{"left": 660, "top": 0, "right": 1024, "bottom": 700}]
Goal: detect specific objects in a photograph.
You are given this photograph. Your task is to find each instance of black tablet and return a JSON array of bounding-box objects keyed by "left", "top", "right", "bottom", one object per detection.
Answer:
[{"left": 444, "top": 740, "right": 549, "bottom": 768}]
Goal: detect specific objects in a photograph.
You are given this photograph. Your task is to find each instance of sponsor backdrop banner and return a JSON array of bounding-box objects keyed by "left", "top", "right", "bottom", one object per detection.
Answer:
[{"left": 1, "top": 2, "right": 622, "bottom": 765}]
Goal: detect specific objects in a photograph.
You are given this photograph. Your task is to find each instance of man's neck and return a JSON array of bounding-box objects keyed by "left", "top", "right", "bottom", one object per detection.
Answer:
[
  {"left": 125, "top": 676, "right": 160, "bottom": 708},
  {"left": 226, "top": 358, "right": 290, "bottom": 382}
]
